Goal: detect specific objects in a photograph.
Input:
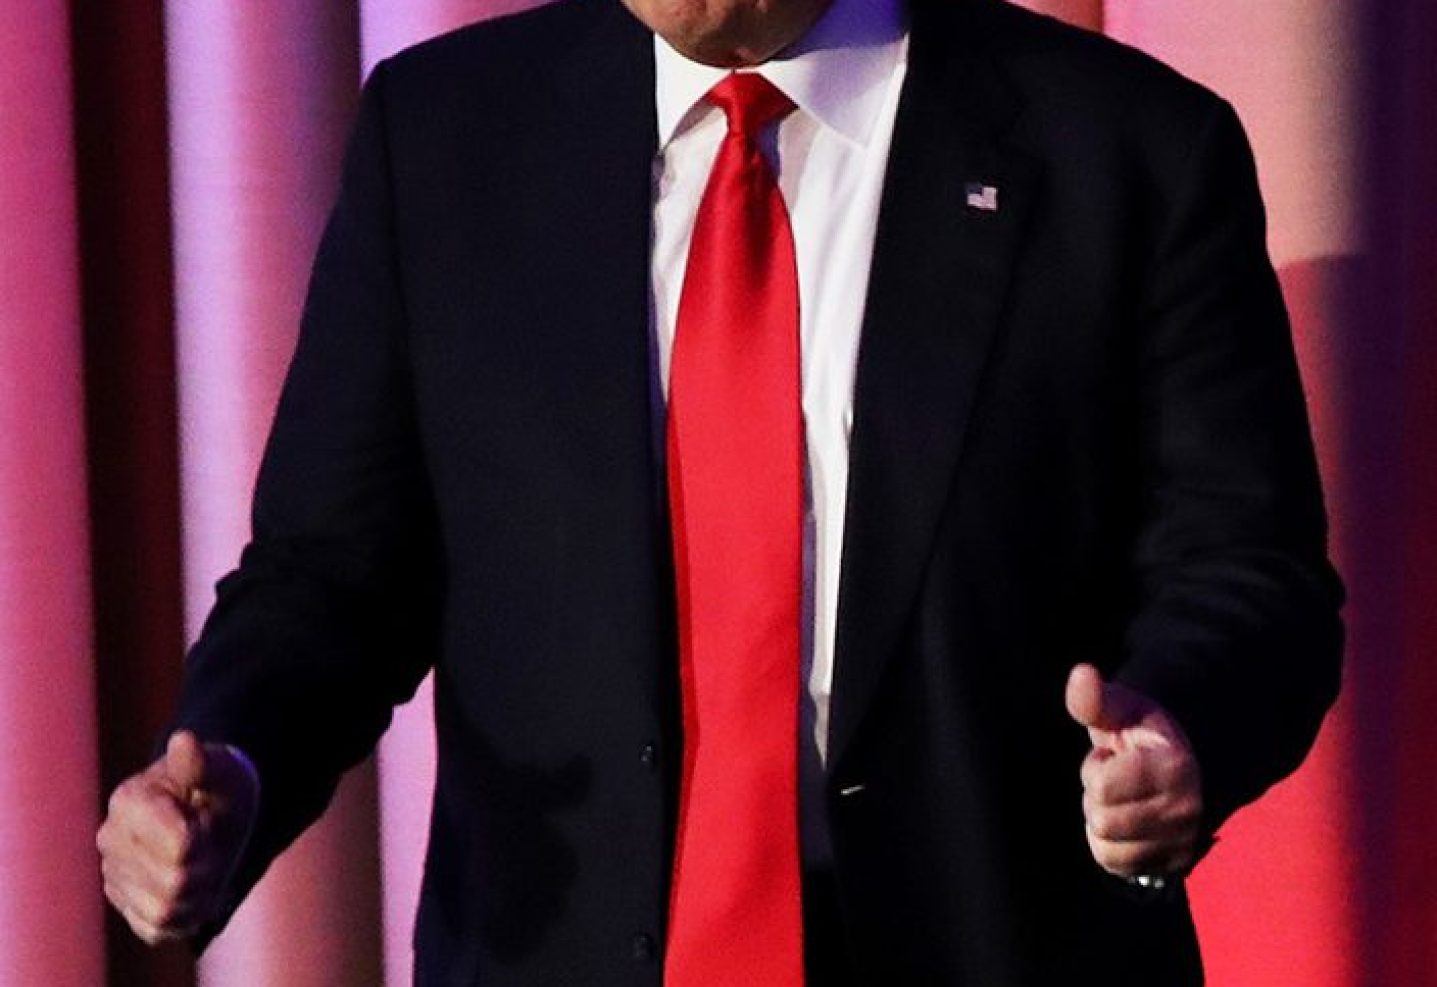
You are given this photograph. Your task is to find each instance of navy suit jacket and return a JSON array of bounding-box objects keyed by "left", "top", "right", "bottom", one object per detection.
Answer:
[{"left": 175, "top": 1, "right": 1343, "bottom": 983}]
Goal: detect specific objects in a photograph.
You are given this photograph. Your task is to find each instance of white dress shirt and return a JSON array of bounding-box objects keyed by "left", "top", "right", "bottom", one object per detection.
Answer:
[{"left": 650, "top": 0, "right": 909, "bottom": 763}]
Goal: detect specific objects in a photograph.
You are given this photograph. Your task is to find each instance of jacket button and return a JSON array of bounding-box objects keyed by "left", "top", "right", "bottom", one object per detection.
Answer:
[
  {"left": 639, "top": 742, "right": 658, "bottom": 772},
  {"left": 631, "top": 932, "right": 656, "bottom": 962}
]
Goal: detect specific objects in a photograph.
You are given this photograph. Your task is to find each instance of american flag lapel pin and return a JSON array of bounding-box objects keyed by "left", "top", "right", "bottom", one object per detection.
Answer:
[{"left": 965, "top": 181, "right": 1000, "bottom": 212}]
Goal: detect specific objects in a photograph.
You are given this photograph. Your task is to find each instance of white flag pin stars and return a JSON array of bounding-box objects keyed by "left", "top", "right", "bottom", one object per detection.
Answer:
[{"left": 965, "top": 182, "right": 1000, "bottom": 212}]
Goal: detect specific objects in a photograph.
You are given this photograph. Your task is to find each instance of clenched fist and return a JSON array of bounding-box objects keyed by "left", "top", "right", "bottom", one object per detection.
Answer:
[
  {"left": 96, "top": 731, "right": 259, "bottom": 944},
  {"left": 1065, "top": 664, "right": 1203, "bottom": 880}
]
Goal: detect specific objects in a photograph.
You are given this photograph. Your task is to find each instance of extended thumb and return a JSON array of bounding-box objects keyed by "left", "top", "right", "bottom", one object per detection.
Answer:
[
  {"left": 164, "top": 730, "right": 207, "bottom": 792},
  {"left": 1064, "top": 663, "right": 1133, "bottom": 732}
]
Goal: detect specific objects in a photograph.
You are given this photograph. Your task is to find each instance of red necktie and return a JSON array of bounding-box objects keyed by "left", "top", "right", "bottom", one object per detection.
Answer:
[{"left": 664, "top": 73, "right": 804, "bottom": 986}]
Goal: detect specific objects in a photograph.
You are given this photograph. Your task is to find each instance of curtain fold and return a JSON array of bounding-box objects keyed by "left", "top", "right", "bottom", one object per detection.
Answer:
[
  {"left": 69, "top": 5, "right": 193, "bottom": 985},
  {"left": 163, "top": 3, "right": 382, "bottom": 985},
  {"left": 0, "top": 3, "right": 105, "bottom": 984}
]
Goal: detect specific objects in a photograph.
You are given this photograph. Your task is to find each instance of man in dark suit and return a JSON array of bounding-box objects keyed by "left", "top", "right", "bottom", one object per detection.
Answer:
[{"left": 97, "top": 0, "right": 1342, "bottom": 983}]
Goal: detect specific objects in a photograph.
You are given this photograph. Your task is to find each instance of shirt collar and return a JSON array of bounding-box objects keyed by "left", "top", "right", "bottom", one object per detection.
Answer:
[{"left": 654, "top": 0, "right": 908, "bottom": 151}]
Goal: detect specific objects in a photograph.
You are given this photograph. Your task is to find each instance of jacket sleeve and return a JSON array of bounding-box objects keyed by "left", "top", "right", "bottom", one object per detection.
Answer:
[
  {"left": 1113, "top": 98, "right": 1344, "bottom": 837},
  {"left": 170, "top": 58, "right": 441, "bottom": 930}
]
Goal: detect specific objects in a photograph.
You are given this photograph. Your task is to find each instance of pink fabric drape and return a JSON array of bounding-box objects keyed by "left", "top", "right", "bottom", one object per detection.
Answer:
[
  {"left": 164, "top": 3, "right": 381, "bottom": 985},
  {"left": 0, "top": 4, "right": 105, "bottom": 984},
  {"left": 359, "top": 0, "right": 546, "bottom": 69},
  {"left": 70, "top": 5, "right": 191, "bottom": 982}
]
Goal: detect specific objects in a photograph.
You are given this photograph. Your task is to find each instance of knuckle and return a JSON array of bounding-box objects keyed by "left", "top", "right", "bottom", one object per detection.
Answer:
[
  {"left": 108, "top": 783, "right": 133, "bottom": 816},
  {"left": 117, "top": 900, "right": 161, "bottom": 945},
  {"left": 126, "top": 773, "right": 156, "bottom": 798},
  {"left": 126, "top": 914, "right": 149, "bottom": 940},
  {"left": 1106, "top": 847, "right": 1139, "bottom": 873},
  {"left": 1087, "top": 807, "right": 1113, "bottom": 839},
  {"left": 1092, "top": 842, "right": 1123, "bottom": 871},
  {"left": 128, "top": 904, "right": 160, "bottom": 939},
  {"left": 120, "top": 783, "right": 164, "bottom": 823},
  {"left": 149, "top": 894, "right": 178, "bottom": 929},
  {"left": 147, "top": 820, "right": 191, "bottom": 865},
  {"left": 1157, "top": 755, "right": 1189, "bottom": 789}
]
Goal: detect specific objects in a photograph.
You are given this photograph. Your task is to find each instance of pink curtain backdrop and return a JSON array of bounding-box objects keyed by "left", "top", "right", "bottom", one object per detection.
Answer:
[
  {"left": 1, "top": 1, "right": 1431, "bottom": 985},
  {"left": 164, "top": 4, "right": 382, "bottom": 986},
  {"left": 0, "top": 3, "right": 104, "bottom": 985},
  {"left": 1103, "top": 5, "right": 1368, "bottom": 985}
]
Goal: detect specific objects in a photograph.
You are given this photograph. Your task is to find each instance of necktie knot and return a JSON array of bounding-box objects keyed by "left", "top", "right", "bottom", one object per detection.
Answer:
[{"left": 706, "top": 73, "right": 795, "bottom": 140}]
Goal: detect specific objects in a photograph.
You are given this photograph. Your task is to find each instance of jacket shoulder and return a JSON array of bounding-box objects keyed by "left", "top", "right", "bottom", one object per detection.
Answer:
[
  {"left": 967, "top": 0, "right": 1227, "bottom": 141},
  {"left": 373, "top": 0, "right": 642, "bottom": 108},
  {"left": 980, "top": 1, "right": 1220, "bottom": 107}
]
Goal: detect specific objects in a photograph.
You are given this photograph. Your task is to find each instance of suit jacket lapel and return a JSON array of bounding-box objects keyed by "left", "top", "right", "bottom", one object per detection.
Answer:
[{"left": 829, "top": 0, "right": 1041, "bottom": 770}]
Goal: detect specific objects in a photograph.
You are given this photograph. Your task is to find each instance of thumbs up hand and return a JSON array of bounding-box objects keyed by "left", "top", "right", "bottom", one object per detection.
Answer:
[
  {"left": 1065, "top": 664, "right": 1203, "bottom": 881},
  {"left": 97, "top": 731, "right": 259, "bottom": 945}
]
